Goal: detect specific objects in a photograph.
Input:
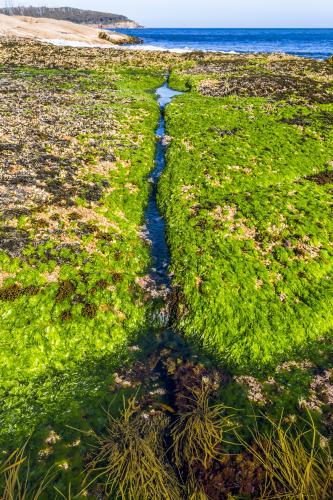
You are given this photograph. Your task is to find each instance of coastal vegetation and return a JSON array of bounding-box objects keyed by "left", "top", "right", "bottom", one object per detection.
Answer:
[{"left": 0, "top": 39, "right": 332, "bottom": 497}]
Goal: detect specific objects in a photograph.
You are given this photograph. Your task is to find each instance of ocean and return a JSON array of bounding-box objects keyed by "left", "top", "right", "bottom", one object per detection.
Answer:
[{"left": 112, "top": 28, "right": 333, "bottom": 60}]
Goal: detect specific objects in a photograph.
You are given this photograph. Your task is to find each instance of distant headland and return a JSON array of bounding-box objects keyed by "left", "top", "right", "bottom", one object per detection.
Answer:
[{"left": 0, "top": 5, "right": 143, "bottom": 29}]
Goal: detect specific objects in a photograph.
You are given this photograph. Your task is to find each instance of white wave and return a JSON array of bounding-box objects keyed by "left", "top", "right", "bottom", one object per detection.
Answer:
[
  {"left": 41, "top": 38, "right": 189, "bottom": 51},
  {"left": 126, "top": 44, "right": 194, "bottom": 53},
  {"left": 40, "top": 38, "right": 242, "bottom": 54},
  {"left": 39, "top": 38, "right": 118, "bottom": 48},
  {"left": 125, "top": 44, "right": 242, "bottom": 54}
]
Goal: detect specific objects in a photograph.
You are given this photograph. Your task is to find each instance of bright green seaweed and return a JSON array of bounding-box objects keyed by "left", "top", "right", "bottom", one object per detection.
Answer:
[{"left": 159, "top": 81, "right": 333, "bottom": 369}]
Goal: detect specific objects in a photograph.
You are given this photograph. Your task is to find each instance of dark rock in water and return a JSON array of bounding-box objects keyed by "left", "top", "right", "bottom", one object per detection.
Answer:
[{"left": 125, "top": 35, "right": 144, "bottom": 45}]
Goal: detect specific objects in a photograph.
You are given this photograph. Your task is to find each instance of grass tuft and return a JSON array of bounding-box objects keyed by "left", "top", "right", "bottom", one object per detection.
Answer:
[
  {"left": 171, "top": 384, "right": 234, "bottom": 470},
  {"left": 0, "top": 445, "right": 55, "bottom": 500},
  {"left": 85, "top": 397, "right": 181, "bottom": 499},
  {"left": 240, "top": 413, "right": 333, "bottom": 499}
]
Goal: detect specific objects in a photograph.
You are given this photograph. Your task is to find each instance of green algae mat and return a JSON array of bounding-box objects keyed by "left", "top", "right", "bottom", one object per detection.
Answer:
[
  {"left": 160, "top": 57, "right": 333, "bottom": 369},
  {"left": 0, "top": 59, "right": 166, "bottom": 440}
]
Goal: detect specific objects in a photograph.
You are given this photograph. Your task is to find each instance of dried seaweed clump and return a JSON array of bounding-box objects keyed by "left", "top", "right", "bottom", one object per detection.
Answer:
[
  {"left": 82, "top": 303, "right": 98, "bottom": 318},
  {"left": 305, "top": 171, "right": 333, "bottom": 185},
  {"left": 0, "top": 283, "right": 22, "bottom": 301},
  {"left": 55, "top": 280, "right": 76, "bottom": 302}
]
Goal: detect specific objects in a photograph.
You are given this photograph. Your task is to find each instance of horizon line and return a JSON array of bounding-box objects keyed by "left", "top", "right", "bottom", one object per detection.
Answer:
[{"left": 129, "top": 26, "right": 333, "bottom": 29}]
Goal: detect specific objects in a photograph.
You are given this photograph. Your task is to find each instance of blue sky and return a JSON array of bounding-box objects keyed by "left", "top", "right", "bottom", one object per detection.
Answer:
[{"left": 4, "top": 0, "right": 333, "bottom": 27}]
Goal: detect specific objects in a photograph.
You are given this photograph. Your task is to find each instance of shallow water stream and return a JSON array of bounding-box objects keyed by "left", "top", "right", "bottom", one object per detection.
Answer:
[{"left": 145, "top": 82, "right": 183, "bottom": 290}]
